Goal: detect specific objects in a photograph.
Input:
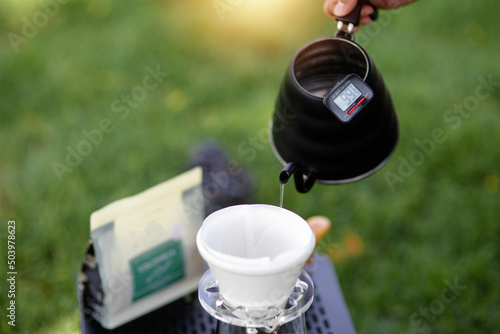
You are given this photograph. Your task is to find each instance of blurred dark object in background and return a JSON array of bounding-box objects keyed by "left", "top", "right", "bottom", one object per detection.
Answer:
[{"left": 187, "top": 140, "right": 255, "bottom": 216}]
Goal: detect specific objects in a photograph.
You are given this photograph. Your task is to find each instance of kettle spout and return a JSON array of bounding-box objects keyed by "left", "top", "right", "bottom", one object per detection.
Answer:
[
  {"left": 279, "top": 162, "right": 317, "bottom": 193},
  {"left": 279, "top": 162, "right": 297, "bottom": 185}
]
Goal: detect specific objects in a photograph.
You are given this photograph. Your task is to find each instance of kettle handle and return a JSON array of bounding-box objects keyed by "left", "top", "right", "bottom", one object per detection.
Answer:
[
  {"left": 280, "top": 162, "right": 317, "bottom": 193},
  {"left": 334, "top": 0, "right": 365, "bottom": 30},
  {"left": 334, "top": 0, "right": 379, "bottom": 40}
]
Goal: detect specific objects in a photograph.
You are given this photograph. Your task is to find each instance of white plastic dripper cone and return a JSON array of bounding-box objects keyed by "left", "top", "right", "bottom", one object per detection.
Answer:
[{"left": 196, "top": 204, "right": 316, "bottom": 310}]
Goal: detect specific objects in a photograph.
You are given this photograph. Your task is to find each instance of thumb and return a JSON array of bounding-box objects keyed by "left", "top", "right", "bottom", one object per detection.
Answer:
[{"left": 334, "top": 0, "right": 357, "bottom": 17}]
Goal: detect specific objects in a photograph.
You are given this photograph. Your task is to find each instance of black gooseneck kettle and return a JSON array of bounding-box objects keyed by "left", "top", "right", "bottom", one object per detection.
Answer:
[{"left": 270, "top": 1, "right": 399, "bottom": 193}]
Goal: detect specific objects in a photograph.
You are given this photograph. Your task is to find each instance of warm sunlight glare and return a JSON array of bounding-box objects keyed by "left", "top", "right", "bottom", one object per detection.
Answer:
[{"left": 212, "top": 0, "right": 312, "bottom": 39}]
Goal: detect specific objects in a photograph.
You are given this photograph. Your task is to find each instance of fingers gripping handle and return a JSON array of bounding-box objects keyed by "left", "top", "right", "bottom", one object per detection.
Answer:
[{"left": 335, "top": 0, "right": 364, "bottom": 34}]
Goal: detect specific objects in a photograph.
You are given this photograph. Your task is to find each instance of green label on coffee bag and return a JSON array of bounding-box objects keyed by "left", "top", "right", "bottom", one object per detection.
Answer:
[{"left": 130, "top": 239, "right": 184, "bottom": 301}]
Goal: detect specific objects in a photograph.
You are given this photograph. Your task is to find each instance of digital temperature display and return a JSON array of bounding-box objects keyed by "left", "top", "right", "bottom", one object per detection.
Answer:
[
  {"left": 333, "top": 83, "right": 362, "bottom": 112},
  {"left": 323, "top": 74, "right": 374, "bottom": 123}
]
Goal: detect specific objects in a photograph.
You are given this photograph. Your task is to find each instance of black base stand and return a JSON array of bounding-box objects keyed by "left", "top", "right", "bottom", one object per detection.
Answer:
[{"left": 78, "top": 242, "right": 356, "bottom": 334}]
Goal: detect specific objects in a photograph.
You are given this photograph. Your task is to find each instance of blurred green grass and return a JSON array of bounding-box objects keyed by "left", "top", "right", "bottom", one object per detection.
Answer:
[{"left": 1, "top": 0, "right": 499, "bottom": 333}]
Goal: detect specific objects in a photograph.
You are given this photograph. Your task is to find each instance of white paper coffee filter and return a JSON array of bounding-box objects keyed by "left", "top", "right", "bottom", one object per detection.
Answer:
[{"left": 196, "top": 204, "right": 315, "bottom": 309}]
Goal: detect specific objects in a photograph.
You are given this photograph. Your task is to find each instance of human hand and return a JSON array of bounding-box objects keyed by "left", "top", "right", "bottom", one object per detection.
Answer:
[
  {"left": 324, "top": 0, "right": 419, "bottom": 26},
  {"left": 306, "top": 216, "right": 331, "bottom": 263}
]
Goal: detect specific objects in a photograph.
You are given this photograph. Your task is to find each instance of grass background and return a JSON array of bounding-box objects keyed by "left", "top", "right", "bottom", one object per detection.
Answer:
[{"left": 0, "top": 0, "right": 499, "bottom": 333}]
